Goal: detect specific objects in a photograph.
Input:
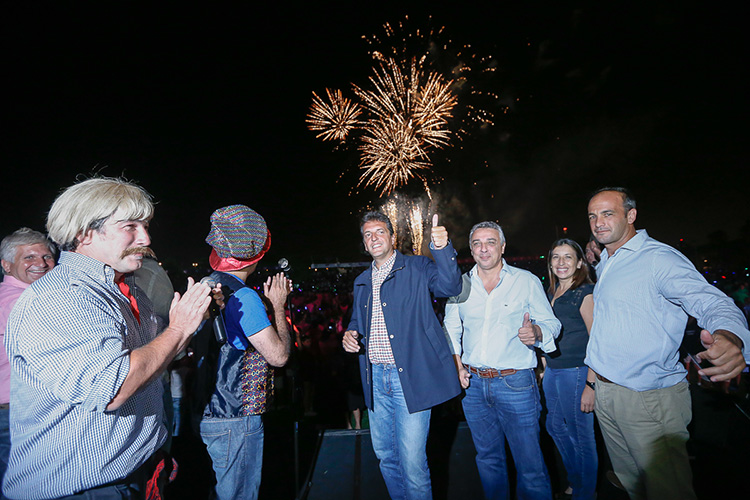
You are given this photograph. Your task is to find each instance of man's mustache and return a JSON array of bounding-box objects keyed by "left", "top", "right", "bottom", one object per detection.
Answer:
[{"left": 120, "top": 246, "right": 157, "bottom": 259}]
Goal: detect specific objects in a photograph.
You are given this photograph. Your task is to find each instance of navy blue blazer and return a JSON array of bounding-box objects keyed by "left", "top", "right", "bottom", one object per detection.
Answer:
[{"left": 348, "top": 245, "right": 463, "bottom": 413}]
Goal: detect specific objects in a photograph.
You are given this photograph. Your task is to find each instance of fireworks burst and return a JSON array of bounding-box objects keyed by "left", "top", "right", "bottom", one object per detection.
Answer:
[
  {"left": 363, "top": 16, "right": 499, "bottom": 137},
  {"left": 352, "top": 57, "right": 457, "bottom": 196},
  {"left": 308, "top": 16, "right": 499, "bottom": 249},
  {"left": 357, "top": 116, "right": 431, "bottom": 195},
  {"left": 306, "top": 89, "right": 363, "bottom": 142},
  {"left": 308, "top": 16, "right": 499, "bottom": 196}
]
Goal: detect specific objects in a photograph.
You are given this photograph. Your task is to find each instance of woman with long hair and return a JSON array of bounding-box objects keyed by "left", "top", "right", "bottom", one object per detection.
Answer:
[{"left": 542, "top": 238, "right": 597, "bottom": 500}]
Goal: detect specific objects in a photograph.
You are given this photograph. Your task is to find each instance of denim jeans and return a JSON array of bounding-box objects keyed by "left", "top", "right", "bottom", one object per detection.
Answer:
[
  {"left": 172, "top": 397, "right": 182, "bottom": 437},
  {"left": 542, "top": 366, "right": 597, "bottom": 500},
  {"left": 0, "top": 408, "right": 9, "bottom": 500},
  {"left": 369, "top": 363, "right": 432, "bottom": 500},
  {"left": 200, "top": 414, "right": 264, "bottom": 500},
  {"left": 462, "top": 368, "right": 552, "bottom": 500}
]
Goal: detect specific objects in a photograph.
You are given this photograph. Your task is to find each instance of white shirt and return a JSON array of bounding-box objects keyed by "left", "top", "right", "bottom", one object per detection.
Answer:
[{"left": 444, "top": 261, "right": 560, "bottom": 370}]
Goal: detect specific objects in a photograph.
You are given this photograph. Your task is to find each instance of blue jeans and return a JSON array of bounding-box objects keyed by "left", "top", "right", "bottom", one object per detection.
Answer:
[
  {"left": 543, "top": 367, "right": 597, "bottom": 500},
  {"left": 200, "top": 415, "right": 264, "bottom": 500},
  {"left": 0, "top": 408, "right": 9, "bottom": 500},
  {"left": 462, "top": 368, "right": 552, "bottom": 500},
  {"left": 369, "top": 363, "right": 432, "bottom": 500},
  {"left": 172, "top": 397, "right": 182, "bottom": 437}
]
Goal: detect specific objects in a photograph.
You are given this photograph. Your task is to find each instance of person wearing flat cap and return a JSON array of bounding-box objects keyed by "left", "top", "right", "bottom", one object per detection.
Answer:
[{"left": 196, "top": 204, "right": 292, "bottom": 500}]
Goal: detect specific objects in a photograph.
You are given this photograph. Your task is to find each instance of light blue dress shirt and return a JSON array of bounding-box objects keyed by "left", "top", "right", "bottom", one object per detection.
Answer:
[
  {"left": 586, "top": 230, "right": 750, "bottom": 391},
  {"left": 444, "top": 261, "right": 561, "bottom": 370},
  {"left": 3, "top": 252, "right": 166, "bottom": 499}
]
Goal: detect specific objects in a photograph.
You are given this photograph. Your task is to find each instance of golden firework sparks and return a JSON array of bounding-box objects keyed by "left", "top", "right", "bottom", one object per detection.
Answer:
[
  {"left": 357, "top": 116, "right": 432, "bottom": 196},
  {"left": 306, "top": 88, "right": 363, "bottom": 142},
  {"left": 413, "top": 70, "right": 457, "bottom": 148},
  {"left": 309, "top": 16, "right": 497, "bottom": 201},
  {"left": 407, "top": 202, "right": 424, "bottom": 255},
  {"left": 379, "top": 194, "right": 431, "bottom": 255},
  {"left": 382, "top": 196, "right": 400, "bottom": 243},
  {"left": 352, "top": 57, "right": 456, "bottom": 195},
  {"left": 363, "top": 17, "right": 498, "bottom": 142}
]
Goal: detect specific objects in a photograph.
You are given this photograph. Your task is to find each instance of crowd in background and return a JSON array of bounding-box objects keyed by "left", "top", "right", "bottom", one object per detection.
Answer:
[{"left": 162, "top": 260, "right": 750, "bottom": 437}]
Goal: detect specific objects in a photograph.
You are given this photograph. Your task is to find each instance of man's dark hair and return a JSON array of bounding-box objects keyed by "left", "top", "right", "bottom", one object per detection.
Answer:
[
  {"left": 591, "top": 187, "right": 636, "bottom": 212},
  {"left": 359, "top": 211, "right": 394, "bottom": 236}
]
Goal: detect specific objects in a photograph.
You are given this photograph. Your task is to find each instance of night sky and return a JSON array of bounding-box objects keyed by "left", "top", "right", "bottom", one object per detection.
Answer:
[{"left": 4, "top": 2, "right": 747, "bottom": 271}]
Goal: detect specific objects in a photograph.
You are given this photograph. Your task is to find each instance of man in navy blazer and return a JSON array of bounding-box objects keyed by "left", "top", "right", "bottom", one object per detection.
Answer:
[{"left": 343, "top": 210, "right": 462, "bottom": 500}]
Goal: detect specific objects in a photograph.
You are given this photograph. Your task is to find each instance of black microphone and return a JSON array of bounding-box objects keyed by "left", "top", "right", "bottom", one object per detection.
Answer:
[
  {"left": 200, "top": 277, "right": 227, "bottom": 344},
  {"left": 278, "top": 258, "right": 291, "bottom": 274},
  {"left": 276, "top": 258, "right": 294, "bottom": 325}
]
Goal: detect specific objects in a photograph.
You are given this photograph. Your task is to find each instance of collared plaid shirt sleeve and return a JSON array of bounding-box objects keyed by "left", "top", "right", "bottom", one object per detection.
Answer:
[
  {"left": 368, "top": 252, "right": 397, "bottom": 365},
  {"left": 3, "top": 252, "right": 167, "bottom": 500}
]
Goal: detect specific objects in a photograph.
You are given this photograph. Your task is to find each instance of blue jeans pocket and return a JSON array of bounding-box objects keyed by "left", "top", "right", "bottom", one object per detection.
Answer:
[
  {"left": 502, "top": 369, "right": 534, "bottom": 391},
  {"left": 201, "top": 427, "right": 231, "bottom": 468}
]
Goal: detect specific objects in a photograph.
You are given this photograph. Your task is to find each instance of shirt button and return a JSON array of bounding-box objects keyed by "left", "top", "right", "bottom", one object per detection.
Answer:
[
  {"left": 389, "top": 335, "right": 394, "bottom": 339},
  {"left": 382, "top": 302, "right": 386, "bottom": 307},
  {"left": 398, "top": 368, "right": 403, "bottom": 372}
]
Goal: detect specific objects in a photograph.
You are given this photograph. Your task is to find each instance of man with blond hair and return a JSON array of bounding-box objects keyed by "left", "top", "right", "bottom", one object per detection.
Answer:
[
  {"left": 2, "top": 177, "right": 216, "bottom": 500},
  {"left": 0, "top": 228, "right": 56, "bottom": 497}
]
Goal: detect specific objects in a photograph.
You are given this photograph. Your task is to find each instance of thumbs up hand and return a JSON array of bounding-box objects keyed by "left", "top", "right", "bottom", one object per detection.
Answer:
[
  {"left": 518, "top": 312, "right": 541, "bottom": 346},
  {"left": 430, "top": 213, "right": 449, "bottom": 250}
]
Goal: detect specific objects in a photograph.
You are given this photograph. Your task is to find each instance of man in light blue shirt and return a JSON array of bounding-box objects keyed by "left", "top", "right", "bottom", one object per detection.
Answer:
[
  {"left": 585, "top": 187, "right": 750, "bottom": 500},
  {"left": 444, "top": 221, "right": 560, "bottom": 500}
]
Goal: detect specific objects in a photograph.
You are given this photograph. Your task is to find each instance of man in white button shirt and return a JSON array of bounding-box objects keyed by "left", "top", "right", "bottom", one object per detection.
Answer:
[{"left": 444, "top": 221, "right": 561, "bottom": 500}]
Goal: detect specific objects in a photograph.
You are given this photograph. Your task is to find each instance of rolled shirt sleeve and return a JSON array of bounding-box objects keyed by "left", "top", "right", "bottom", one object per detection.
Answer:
[
  {"left": 654, "top": 246, "right": 750, "bottom": 362},
  {"left": 443, "top": 299, "right": 463, "bottom": 356}
]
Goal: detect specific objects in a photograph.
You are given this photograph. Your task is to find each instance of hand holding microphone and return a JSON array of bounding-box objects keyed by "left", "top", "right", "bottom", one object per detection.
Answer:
[{"left": 200, "top": 277, "right": 227, "bottom": 344}]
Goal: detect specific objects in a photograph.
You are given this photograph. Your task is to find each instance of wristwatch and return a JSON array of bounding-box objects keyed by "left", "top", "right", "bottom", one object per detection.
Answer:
[{"left": 585, "top": 380, "right": 596, "bottom": 391}]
